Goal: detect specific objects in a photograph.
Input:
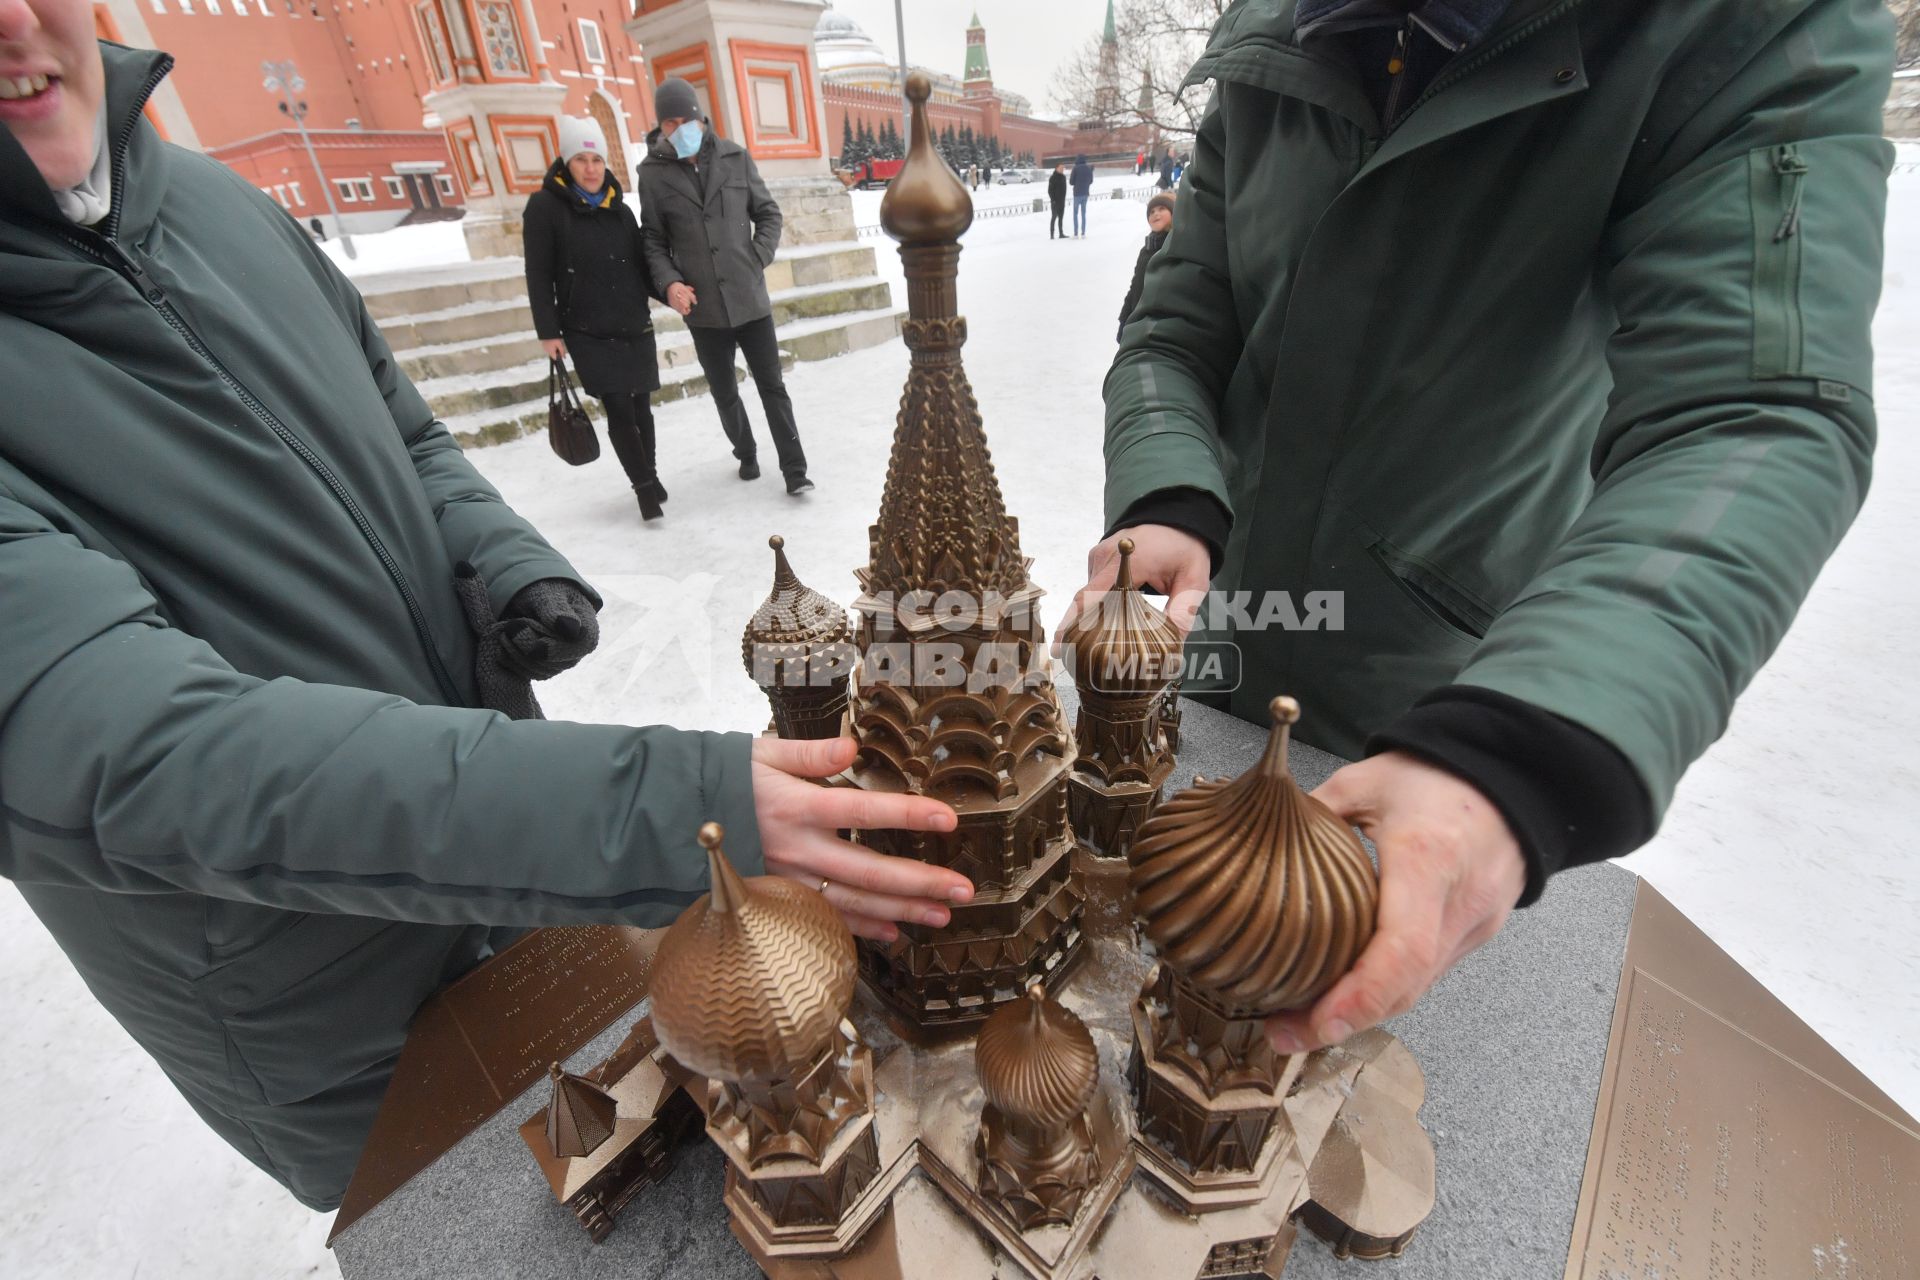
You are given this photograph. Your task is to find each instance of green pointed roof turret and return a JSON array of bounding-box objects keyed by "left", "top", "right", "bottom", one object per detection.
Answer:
[{"left": 963, "top": 11, "right": 992, "bottom": 85}]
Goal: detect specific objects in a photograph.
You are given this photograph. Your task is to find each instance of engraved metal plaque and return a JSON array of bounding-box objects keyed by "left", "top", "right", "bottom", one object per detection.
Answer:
[
  {"left": 330, "top": 925, "right": 659, "bottom": 1239},
  {"left": 1566, "top": 885, "right": 1919, "bottom": 1278}
]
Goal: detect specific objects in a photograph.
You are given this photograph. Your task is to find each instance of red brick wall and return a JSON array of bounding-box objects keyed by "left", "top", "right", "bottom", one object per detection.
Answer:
[
  {"left": 823, "top": 84, "right": 1150, "bottom": 168},
  {"left": 127, "top": 0, "right": 657, "bottom": 202}
]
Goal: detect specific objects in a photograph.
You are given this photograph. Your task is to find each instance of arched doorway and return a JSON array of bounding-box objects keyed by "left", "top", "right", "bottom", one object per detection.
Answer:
[{"left": 588, "top": 93, "right": 631, "bottom": 186}]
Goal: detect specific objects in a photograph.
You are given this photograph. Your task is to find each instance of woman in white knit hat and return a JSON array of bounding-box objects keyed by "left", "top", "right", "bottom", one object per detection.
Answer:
[{"left": 523, "top": 115, "right": 668, "bottom": 520}]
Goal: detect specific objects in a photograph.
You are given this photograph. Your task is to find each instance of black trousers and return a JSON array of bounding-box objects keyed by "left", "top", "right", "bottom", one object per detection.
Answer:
[
  {"left": 688, "top": 316, "right": 807, "bottom": 478},
  {"left": 599, "top": 390, "right": 657, "bottom": 489},
  {"left": 1049, "top": 201, "right": 1065, "bottom": 238}
]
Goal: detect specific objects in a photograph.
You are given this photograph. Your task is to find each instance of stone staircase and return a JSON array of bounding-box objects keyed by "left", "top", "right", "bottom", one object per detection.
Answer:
[{"left": 359, "top": 241, "right": 902, "bottom": 449}]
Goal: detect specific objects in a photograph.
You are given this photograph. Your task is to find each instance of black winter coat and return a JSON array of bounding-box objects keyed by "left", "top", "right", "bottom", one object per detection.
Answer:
[
  {"left": 522, "top": 161, "right": 659, "bottom": 397},
  {"left": 1118, "top": 227, "right": 1168, "bottom": 341},
  {"left": 1047, "top": 171, "right": 1067, "bottom": 206},
  {"left": 636, "top": 128, "right": 782, "bottom": 331}
]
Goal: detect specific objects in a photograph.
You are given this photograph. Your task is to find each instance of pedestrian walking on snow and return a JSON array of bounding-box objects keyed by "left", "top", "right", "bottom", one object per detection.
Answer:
[
  {"left": 968, "top": 161, "right": 979, "bottom": 190},
  {"left": 1047, "top": 163, "right": 1068, "bottom": 240},
  {"left": 1157, "top": 152, "right": 1175, "bottom": 191},
  {"left": 1070, "top": 154, "right": 1094, "bottom": 237},
  {"left": 523, "top": 117, "right": 668, "bottom": 521},
  {"left": 637, "top": 77, "right": 812, "bottom": 492},
  {"left": 1118, "top": 192, "right": 1175, "bottom": 342}
]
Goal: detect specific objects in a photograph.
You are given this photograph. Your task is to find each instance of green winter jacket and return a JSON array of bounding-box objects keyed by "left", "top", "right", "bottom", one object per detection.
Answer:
[
  {"left": 1107, "top": 0, "right": 1893, "bottom": 817},
  {"left": 0, "top": 44, "right": 761, "bottom": 1209}
]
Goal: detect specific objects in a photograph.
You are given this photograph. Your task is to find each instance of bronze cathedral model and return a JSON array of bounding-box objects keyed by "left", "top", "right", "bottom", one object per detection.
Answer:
[{"left": 520, "top": 74, "right": 1436, "bottom": 1279}]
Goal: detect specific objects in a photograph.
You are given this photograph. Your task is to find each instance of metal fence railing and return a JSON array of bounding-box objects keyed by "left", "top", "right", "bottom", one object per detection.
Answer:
[{"left": 852, "top": 182, "right": 1159, "bottom": 238}]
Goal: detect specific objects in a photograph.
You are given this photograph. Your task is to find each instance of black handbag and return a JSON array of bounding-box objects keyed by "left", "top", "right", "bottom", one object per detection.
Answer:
[{"left": 546, "top": 356, "right": 599, "bottom": 466}]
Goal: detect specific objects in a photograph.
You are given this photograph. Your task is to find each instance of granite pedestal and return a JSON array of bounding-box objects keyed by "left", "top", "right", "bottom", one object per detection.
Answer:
[{"left": 331, "top": 697, "right": 1639, "bottom": 1280}]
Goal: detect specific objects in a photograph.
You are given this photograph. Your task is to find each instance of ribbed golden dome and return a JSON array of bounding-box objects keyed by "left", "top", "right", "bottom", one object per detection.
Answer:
[
  {"left": 649, "top": 823, "right": 857, "bottom": 1082},
  {"left": 1128, "top": 697, "right": 1377, "bottom": 1014},
  {"left": 879, "top": 72, "right": 973, "bottom": 245},
  {"left": 974, "top": 984, "right": 1099, "bottom": 1128},
  {"left": 740, "top": 535, "right": 854, "bottom": 685},
  {"left": 1061, "top": 538, "right": 1183, "bottom": 697}
]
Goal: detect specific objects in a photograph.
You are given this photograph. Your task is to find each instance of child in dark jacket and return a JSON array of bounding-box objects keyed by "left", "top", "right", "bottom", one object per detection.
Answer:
[{"left": 1118, "top": 192, "right": 1176, "bottom": 341}]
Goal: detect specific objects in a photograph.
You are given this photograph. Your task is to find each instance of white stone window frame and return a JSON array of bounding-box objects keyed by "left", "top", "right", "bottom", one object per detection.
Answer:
[
  {"left": 289, "top": 180, "right": 306, "bottom": 206},
  {"left": 577, "top": 18, "right": 606, "bottom": 69},
  {"left": 435, "top": 174, "right": 456, "bottom": 198},
  {"left": 383, "top": 176, "right": 407, "bottom": 200}
]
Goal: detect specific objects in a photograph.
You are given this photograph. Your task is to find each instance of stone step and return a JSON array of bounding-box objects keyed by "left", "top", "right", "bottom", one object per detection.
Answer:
[
  {"left": 361, "top": 240, "right": 880, "bottom": 324},
  {"left": 387, "top": 276, "right": 893, "bottom": 362},
  {"left": 438, "top": 357, "right": 757, "bottom": 450},
  {"left": 439, "top": 304, "right": 903, "bottom": 450}
]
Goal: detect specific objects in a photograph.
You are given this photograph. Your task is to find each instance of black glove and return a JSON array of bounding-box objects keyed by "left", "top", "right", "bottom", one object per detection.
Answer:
[
  {"left": 500, "top": 577, "right": 601, "bottom": 680},
  {"left": 451, "top": 564, "right": 543, "bottom": 721}
]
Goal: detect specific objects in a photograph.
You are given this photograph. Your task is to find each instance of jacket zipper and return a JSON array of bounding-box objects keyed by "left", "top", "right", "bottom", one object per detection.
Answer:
[
  {"left": 55, "top": 229, "right": 466, "bottom": 706},
  {"left": 71, "top": 57, "right": 465, "bottom": 705},
  {"left": 1771, "top": 143, "right": 1808, "bottom": 241},
  {"left": 1390, "top": 0, "right": 1586, "bottom": 135},
  {"left": 1381, "top": 21, "right": 1414, "bottom": 130},
  {"left": 1751, "top": 143, "right": 1808, "bottom": 378}
]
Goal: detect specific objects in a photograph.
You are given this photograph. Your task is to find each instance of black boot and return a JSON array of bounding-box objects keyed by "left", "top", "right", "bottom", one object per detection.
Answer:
[{"left": 635, "top": 484, "right": 663, "bottom": 522}]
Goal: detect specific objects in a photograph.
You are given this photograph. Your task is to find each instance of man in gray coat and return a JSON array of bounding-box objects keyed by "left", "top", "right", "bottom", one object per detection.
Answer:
[
  {"left": 0, "top": 11, "right": 963, "bottom": 1213},
  {"left": 637, "top": 77, "right": 813, "bottom": 492}
]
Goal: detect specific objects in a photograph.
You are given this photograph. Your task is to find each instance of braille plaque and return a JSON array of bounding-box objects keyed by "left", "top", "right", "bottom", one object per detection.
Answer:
[
  {"left": 329, "top": 925, "right": 660, "bottom": 1240},
  {"left": 1566, "top": 885, "right": 1918, "bottom": 1278}
]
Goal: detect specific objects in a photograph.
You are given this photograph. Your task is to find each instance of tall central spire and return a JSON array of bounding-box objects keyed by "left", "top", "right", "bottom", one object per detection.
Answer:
[
  {"left": 844, "top": 71, "right": 1084, "bottom": 1033},
  {"left": 861, "top": 72, "right": 1026, "bottom": 606}
]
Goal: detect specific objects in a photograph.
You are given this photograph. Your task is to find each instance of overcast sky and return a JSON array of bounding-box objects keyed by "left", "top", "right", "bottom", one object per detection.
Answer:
[{"left": 825, "top": 1, "right": 1112, "bottom": 117}]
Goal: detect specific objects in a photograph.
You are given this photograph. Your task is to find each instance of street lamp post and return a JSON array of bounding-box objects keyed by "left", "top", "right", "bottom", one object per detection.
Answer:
[
  {"left": 262, "top": 59, "right": 356, "bottom": 260},
  {"left": 893, "top": 0, "right": 909, "bottom": 145}
]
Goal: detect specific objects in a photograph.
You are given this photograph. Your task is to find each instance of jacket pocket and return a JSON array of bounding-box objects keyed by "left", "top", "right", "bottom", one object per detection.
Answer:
[
  {"left": 1365, "top": 537, "right": 1494, "bottom": 643},
  {"left": 1749, "top": 142, "right": 1808, "bottom": 381},
  {"left": 193, "top": 914, "right": 481, "bottom": 1106}
]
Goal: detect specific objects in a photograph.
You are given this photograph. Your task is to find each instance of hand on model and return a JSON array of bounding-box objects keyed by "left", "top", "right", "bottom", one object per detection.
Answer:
[
  {"left": 540, "top": 337, "right": 566, "bottom": 361},
  {"left": 752, "top": 737, "right": 972, "bottom": 943},
  {"left": 1059, "top": 523, "right": 1212, "bottom": 640},
  {"left": 1265, "top": 751, "right": 1528, "bottom": 1055},
  {"left": 666, "top": 282, "right": 697, "bottom": 317}
]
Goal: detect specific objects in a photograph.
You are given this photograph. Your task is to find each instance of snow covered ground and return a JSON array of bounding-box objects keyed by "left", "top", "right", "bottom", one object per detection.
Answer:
[{"left": 4, "top": 159, "right": 1918, "bottom": 1280}]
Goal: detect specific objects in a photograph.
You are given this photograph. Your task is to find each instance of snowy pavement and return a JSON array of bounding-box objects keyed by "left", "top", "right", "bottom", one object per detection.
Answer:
[{"left": 5, "top": 165, "right": 1918, "bottom": 1280}]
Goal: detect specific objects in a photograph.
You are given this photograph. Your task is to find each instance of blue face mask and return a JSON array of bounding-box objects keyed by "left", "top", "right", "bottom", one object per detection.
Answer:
[{"left": 670, "top": 120, "right": 704, "bottom": 160}]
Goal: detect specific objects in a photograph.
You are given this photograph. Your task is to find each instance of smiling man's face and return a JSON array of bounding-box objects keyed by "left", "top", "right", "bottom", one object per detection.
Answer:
[{"left": 0, "top": 0, "right": 105, "bottom": 190}]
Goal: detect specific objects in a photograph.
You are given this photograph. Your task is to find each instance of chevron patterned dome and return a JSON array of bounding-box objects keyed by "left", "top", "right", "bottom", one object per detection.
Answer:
[{"left": 649, "top": 823, "right": 857, "bottom": 1082}]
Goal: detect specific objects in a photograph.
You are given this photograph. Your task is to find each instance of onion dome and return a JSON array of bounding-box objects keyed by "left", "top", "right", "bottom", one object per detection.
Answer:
[
  {"left": 544, "top": 1061, "right": 618, "bottom": 1158},
  {"left": 650, "top": 823, "right": 857, "bottom": 1082},
  {"left": 879, "top": 72, "right": 973, "bottom": 245},
  {"left": 1061, "top": 538, "right": 1183, "bottom": 697},
  {"left": 741, "top": 535, "right": 854, "bottom": 687},
  {"left": 974, "top": 984, "right": 1100, "bottom": 1128},
  {"left": 1128, "top": 697, "right": 1378, "bottom": 1014}
]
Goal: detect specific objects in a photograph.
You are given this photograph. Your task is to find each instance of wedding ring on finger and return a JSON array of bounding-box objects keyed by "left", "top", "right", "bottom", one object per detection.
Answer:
[{"left": 818, "top": 878, "right": 831, "bottom": 896}]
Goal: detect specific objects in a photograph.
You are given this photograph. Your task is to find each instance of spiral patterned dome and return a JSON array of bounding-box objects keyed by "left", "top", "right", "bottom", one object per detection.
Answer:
[
  {"left": 974, "top": 984, "right": 1099, "bottom": 1128},
  {"left": 1061, "top": 539, "right": 1183, "bottom": 698},
  {"left": 741, "top": 535, "right": 855, "bottom": 686},
  {"left": 650, "top": 824, "right": 858, "bottom": 1082},
  {"left": 1128, "top": 697, "right": 1378, "bottom": 1015}
]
